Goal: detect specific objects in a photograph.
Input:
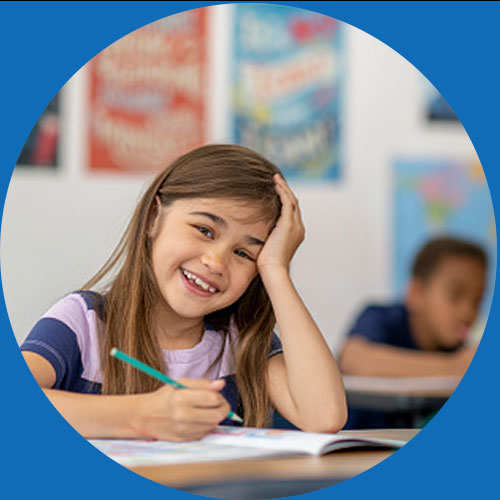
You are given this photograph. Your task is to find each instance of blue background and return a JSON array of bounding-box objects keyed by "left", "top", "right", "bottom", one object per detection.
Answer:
[{"left": 1, "top": 2, "right": 498, "bottom": 499}]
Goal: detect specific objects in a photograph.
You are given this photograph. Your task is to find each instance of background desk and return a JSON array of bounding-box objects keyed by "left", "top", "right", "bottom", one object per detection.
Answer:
[
  {"left": 343, "top": 375, "right": 461, "bottom": 428},
  {"left": 129, "top": 429, "right": 419, "bottom": 499}
]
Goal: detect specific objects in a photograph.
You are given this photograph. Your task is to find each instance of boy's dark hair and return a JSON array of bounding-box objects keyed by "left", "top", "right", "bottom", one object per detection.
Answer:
[{"left": 412, "top": 236, "right": 488, "bottom": 281}]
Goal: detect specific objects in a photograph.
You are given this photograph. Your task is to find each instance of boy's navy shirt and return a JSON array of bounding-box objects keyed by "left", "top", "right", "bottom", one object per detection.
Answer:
[
  {"left": 344, "top": 303, "right": 422, "bottom": 429},
  {"left": 347, "top": 304, "right": 417, "bottom": 350}
]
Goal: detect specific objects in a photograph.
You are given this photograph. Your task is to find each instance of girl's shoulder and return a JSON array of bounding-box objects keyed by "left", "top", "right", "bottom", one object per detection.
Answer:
[
  {"left": 22, "top": 291, "right": 105, "bottom": 390},
  {"left": 45, "top": 290, "right": 106, "bottom": 322}
]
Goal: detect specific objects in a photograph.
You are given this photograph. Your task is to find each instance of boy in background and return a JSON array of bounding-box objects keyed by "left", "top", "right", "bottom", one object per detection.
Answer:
[{"left": 339, "top": 236, "right": 488, "bottom": 428}]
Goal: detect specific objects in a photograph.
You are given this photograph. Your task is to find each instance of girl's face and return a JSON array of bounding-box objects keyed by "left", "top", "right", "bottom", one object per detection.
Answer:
[{"left": 149, "top": 197, "right": 273, "bottom": 326}]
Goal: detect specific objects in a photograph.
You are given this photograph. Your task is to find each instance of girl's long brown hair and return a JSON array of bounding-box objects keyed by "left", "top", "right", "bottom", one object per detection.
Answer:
[{"left": 83, "top": 144, "right": 282, "bottom": 427}]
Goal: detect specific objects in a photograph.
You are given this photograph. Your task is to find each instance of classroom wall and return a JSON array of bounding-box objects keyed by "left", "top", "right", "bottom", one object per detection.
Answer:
[{"left": 0, "top": 5, "right": 479, "bottom": 355}]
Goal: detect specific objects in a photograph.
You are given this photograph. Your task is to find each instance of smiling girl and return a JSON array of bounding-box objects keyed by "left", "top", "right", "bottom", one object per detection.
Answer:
[{"left": 21, "top": 144, "right": 347, "bottom": 441}]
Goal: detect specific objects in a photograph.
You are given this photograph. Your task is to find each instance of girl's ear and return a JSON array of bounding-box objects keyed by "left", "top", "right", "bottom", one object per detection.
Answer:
[{"left": 147, "top": 196, "right": 162, "bottom": 238}]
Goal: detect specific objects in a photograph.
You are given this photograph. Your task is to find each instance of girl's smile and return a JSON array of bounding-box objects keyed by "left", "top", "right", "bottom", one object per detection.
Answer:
[
  {"left": 180, "top": 268, "right": 219, "bottom": 295},
  {"left": 148, "top": 197, "right": 273, "bottom": 336}
]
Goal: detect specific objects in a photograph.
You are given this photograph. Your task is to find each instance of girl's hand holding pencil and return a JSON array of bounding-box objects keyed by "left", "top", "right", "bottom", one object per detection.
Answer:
[
  {"left": 135, "top": 378, "right": 231, "bottom": 442},
  {"left": 111, "top": 348, "right": 237, "bottom": 442}
]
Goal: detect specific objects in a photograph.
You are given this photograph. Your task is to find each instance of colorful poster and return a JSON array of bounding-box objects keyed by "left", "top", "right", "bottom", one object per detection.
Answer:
[
  {"left": 232, "top": 4, "right": 342, "bottom": 181},
  {"left": 88, "top": 10, "right": 208, "bottom": 173},
  {"left": 394, "top": 159, "right": 496, "bottom": 312},
  {"left": 17, "top": 94, "right": 60, "bottom": 168}
]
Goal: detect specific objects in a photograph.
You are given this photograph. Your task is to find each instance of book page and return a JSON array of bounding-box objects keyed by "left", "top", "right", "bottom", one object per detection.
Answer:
[
  {"left": 89, "top": 439, "right": 285, "bottom": 467},
  {"left": 201, "top": 426, "right": 348, "bottom": 454},
  {"left": 89, "top": 426, "right": 340, "bottom": 466},
  {"left": 90, "top": 426, "right": 411, "bottom": 467}
]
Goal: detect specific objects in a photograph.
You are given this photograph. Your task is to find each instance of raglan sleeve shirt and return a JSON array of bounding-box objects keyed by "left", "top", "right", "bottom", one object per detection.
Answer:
[{"left": 20, "top": 291, "right": 105, "bottom": 393}]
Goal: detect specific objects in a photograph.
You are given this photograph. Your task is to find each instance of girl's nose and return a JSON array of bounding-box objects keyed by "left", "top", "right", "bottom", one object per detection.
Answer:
[{"left": 201, "top": 247, "right": 227, "bottom": 275}]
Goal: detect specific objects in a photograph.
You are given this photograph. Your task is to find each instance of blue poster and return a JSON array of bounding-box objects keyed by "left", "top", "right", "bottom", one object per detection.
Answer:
[
  {"left": 394, "top": 159, "right": 496, "bottom": 313},
  {"left": 233, "top": 4, "right": 342, "bottom": 181}
]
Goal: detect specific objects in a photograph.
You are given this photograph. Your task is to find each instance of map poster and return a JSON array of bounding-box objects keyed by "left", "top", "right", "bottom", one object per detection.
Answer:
[
  {"left": 393, "top": 159, "right": 496, "bottom": 313},
  {"left": 17, "top": 93, "right": 60, "bottom": 168},
  {"left": 232, "top": 4, "right": 342, "bottom": 181},
  {"left": 88, "top": 9, "right": 208, "bottom": 173}
]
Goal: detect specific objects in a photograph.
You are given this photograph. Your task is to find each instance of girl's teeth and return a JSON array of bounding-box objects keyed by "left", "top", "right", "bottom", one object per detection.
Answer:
[{"left": 183, "top": 270, "right": 216, "bottom": 293}]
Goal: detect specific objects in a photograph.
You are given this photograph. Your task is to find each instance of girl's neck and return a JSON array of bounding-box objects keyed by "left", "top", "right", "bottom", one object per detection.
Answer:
[{"left": 154, "top": 306, "right": 205, "bottom": 350}]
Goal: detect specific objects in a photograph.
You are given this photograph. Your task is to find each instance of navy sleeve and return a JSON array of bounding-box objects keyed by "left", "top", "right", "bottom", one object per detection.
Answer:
[
  {"left": 347, "top": 305, "right": 393, "bottom": 344},
  {"left": 20, "top": 317, "right": 84, "bottom": 391},
  {"left": 268, "top": 332, "right": 283, "bottom": 358},
  {"left": 346, "top": 304, "right": 416, "bottom": 349}
]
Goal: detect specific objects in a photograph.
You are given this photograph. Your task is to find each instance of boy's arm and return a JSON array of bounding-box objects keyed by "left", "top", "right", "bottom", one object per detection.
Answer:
[{"left": 339, "top": 336, "right": 475, "bottom": 377}]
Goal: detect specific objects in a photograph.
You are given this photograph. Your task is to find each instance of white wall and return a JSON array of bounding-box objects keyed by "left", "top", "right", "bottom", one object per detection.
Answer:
[{"left": 0, "top": 5, "right": 478, "bottom": 355}]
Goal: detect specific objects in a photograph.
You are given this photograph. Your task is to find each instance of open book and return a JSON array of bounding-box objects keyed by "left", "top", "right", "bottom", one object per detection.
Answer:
[{"left": 89, "top": 426, "right": 415, "bottom": 467}]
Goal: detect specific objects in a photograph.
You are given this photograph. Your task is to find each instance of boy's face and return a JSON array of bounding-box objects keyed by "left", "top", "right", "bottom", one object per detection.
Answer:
[{"left": 409, "top": 256, "right": 486, "bottom": 350}]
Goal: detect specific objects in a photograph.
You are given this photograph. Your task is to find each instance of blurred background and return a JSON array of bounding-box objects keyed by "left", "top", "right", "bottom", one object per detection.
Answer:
[{"left": 1, "top": 3, "right": 495, "bottom": 355}]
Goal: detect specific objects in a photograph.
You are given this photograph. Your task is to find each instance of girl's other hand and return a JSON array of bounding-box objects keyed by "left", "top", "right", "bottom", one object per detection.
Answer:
[
  {"left": 132, "top": 378, "right": 231, "bottom": 441},
  {"left": 257, "top": 174, "right": 305, "bottom": 275}
]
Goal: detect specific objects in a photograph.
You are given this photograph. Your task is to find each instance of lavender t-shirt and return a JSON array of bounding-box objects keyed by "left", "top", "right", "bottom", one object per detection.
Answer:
[{"left": 21, "top": 291, "right": 282, "bottom": 424}]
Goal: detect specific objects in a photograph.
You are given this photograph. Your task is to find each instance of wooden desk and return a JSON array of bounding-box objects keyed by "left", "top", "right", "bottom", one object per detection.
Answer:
[{"left": 129, "top": 429, "right": 418, "bottom": 497}]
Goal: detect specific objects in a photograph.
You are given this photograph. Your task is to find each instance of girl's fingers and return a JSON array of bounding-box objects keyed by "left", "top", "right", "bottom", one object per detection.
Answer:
[
  {"left": 275, "top": 175, "right": 302, "bottom": 221},
  {"left": 187, "top": 406, "right": 232, "bottom": 425},
  {"left": 275, "top": 177, "right": 295, "bottom": 211},
  {"left": 175, "top": 387, "right": 230, "bottom": 410},
  {"left": 177, "top": 377, "right": 226, "bottom": 391},
  {"left": 275, "top": 175, "right": 300, "bottom": 211},
  {"left": 177, "top": 391, "right": 231, "bottom": 424}
]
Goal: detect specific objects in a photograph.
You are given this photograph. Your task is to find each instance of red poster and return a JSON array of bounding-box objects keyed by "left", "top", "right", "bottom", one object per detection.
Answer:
[{"left": 88, "top": 9, "right": 207, "bottom": 173}]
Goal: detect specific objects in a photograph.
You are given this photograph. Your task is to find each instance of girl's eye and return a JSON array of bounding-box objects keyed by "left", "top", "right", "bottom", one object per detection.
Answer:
[
  {"left": 234, "top": 249, "right": 254, "bottom": 261},
  {"left": 195, "top": 226, "right": 213, "bottom": 239}
]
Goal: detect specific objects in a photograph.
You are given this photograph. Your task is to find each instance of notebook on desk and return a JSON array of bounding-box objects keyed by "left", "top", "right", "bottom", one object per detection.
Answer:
[{"left": 89, "top": 425, "right": 415, "bottom": 467}]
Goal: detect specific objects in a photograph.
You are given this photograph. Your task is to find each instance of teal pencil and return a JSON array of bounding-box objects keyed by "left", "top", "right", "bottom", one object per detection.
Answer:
[{"left": 110, "top": 347, "right": 243, "bottom": 424}]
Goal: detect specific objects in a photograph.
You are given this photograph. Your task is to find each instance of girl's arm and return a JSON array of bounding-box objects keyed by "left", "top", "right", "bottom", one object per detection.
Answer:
[
  {"left": 22, "top": 351, "right": 230, "bottom": 441},
  {"left": 258, "top": 176, "right": 347, "bottom": 433}
]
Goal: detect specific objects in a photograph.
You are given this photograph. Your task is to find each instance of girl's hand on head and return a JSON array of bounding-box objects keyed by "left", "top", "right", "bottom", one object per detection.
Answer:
[
  {"left": 257, "top": 174, "right": 305, "bottom": 276},
  {"left": 133, "top": 378, "right": 231, "bottom": 441}
]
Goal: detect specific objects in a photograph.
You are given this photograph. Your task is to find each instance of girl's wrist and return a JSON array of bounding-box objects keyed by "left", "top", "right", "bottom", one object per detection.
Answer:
[
  {"left": 120, "top": 393, "right": 153, "bottom": 439},
  {"left": 259, "top": 265, "right": 292, "bottom": 287}
]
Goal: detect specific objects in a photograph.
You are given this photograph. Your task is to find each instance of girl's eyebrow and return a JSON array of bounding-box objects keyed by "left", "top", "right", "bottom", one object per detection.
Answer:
[
  {"left": 245, "top": 235, "right": 265, "bottom": 246},
  {"left": 189, "top": 211, "right": 265, "bottom": 246},
  {"left": 190, "top": 211, "right": 226, "bottom": 227}
]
